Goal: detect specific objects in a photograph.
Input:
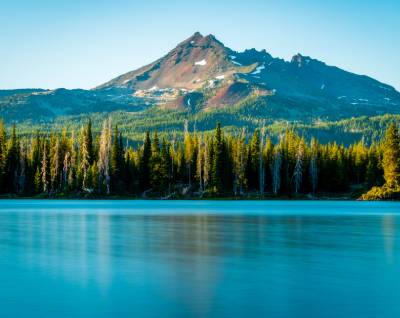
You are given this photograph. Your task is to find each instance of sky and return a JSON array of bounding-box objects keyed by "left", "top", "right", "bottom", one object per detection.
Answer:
[{"left": 1, "top": 0, "right": 399, "bottom": 90}]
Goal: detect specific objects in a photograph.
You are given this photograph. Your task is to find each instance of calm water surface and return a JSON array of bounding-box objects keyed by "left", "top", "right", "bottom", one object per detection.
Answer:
[{"left": 0, "top": 200, "right": 399, "bottom": 318}]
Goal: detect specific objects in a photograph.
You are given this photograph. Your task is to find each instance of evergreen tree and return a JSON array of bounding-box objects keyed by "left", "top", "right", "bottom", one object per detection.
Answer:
[
  {"left": 231, "top": 136, "right": 240, "bottom": 195},
  {"left": 354, "top": 140, "right": 367, "bottom": 184},
  {"left": 382, "top": 123, "right": 400, "bottom": 188},
  {"left": 196, "top": 139, "right": 205, "bottom": 193},
  {"left": 263, "top": 137, "right": 274, "bottom": 193},
  {"left": 98, "top": 119, "right": 112, "bottom": 194},
  {"left": 293, "top": 140, "right": 305, "bottom": 194},
  {"left": 18, "top": 144, "right": 27, "bottom": 194},
  {"left": 159, "top": 138, "right": 171, "bottom": 195},
  {"left": 0, "top": 119, "right": 6, "bottom": 192},
  {"left": 248, "top": 130, "right": 260, "bottom": 190},
  {"left": 34, "top": 167, "right": 41, "bottom": 194},
  {"left": 211, "top": 123, "right": 225, "bottom": 195},
  {"left": 30, "top": 132, "right": 42, "bottom": 174},
  {"left": 271, "top": 145, "right": 282, "bottom": 195},
  {"left": 68, "top": 132, "right": 78, "bottom": 192},
  {"left": 139, "top": 131, "right": 152, "bottom": 192},
  {"left": 366, "top": 146, "right": 383, "bottom": 188},
  {"left": 203, "top": 139, "right": 211, "bottom": 192},
  {"left": 41, "top": 141, "right": 50, "bottom": 194},
  {"left": 90, "top": 162, "right": 99, "bottom": 192},
  {"left": 111, "top": 126, "right": 125, "bottom": 193},
  {"left": 309, "top": 138, "right": 318, "bottom": 194},
  {"left": 50, "top": 136, "right": 61, "bottom": 193},
  {"left": 80, "top": 127, "right": 90, "bottom": 191},
  {"left": 86, "top": 119, "right": 94, "bottom": 164},
  {"left": 150, "top": 131, "right": 162, "bottom": 193},
  {"left": 62, "top": 152, "right": 70, "bottom": 191},
  {"left": 4, "top": 123, "right": 20, "bottom": 193},
  {"left": 125, "top": 149, "right": 138, "bottom": 194}
]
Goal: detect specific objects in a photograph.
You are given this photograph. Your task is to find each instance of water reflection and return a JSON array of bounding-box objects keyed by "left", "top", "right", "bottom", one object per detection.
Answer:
[
  {"left": 1, "top": 213, "right": 399, "bottom": 273},
  {"left": 382, "top": 214, "right": 396, "bottom": 263},
  {"left": 0, "top": 201, "right": 399, "bottom": 318}
]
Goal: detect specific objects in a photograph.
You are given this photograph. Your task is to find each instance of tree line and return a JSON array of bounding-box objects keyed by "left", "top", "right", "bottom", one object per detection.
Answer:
[{"left": 0, "top": 118, "right": 398, "bottom": 199}]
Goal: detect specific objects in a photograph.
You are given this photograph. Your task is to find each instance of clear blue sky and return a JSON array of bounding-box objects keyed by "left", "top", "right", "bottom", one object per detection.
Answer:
[{"left": 1, "top": 0, "right": 399, "bottom": 90}]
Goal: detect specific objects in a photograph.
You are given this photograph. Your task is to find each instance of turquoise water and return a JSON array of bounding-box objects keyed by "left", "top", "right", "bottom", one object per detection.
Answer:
[{"left": 0, "top": 200, "right": 399, "bottom": 318}]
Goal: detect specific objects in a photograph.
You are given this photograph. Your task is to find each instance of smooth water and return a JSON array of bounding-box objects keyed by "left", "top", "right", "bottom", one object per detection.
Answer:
[{"left": 0, "top": 200, "right": 399, "bottom": 318}]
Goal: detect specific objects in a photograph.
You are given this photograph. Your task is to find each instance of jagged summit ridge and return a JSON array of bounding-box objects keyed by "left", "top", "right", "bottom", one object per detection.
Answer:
[
  {"left": 94, "top": 32, "right": 399, "bottom": 117},
  {"left": 2, "top": 32, "right": 399, "bottom": 123}
]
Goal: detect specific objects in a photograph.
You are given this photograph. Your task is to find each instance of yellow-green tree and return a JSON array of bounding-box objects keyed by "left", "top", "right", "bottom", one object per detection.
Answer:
[{"left": 382, "top": 123, "right": 400, "bottom": 188}]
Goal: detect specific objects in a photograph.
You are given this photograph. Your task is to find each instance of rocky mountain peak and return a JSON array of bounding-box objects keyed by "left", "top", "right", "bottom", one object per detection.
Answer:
[
  {"left": 97, "top": 33, "right": 233, "bottom": 91},
  {"left": 94, "top": 33, "right": 400, "bottom": 119},
  {"left": 291, "top": 53, "right": 307, "bottom": 66},
  {"left": 177, "top": 32, "right": 224, "bottom": 50}
]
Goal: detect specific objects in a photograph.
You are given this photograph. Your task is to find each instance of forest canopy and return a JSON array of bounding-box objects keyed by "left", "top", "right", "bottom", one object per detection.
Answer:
[{"left": 0, "top": 118, "right": 399, "bottom": 200}]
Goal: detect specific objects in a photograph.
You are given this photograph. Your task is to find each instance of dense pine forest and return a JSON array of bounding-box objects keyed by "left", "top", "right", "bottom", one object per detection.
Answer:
[
  {"left": 8, "top": 109, "right": 400, "bottom": 146},
  {"left": 0, "top": 118, "right": 399, "bottom": 200}
]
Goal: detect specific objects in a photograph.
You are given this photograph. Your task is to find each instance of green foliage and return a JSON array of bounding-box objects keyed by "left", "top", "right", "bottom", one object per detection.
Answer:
[
  {"left": 360, "top": 184, "right": 400, "bottom": 201},
  {"left": 382, "top": 123, "right": 400, "bottom": 188},
  {"left": 4, "top": 123, "right": 20, "bottom": 193},
  {"left": 211, "top": 123, "right": 224, "bottom": 194},
  {"left": 110, "top": 126, "right": 125, "bottom": 192},
  {"left": 361, "top": 123, "right": 400, "bottom": 200},
  {"left": 0, "top": 119, "right": 399, "bottom": 199},
  {"left": 0, "top": 119, "right": 6, "bottom": 191},
  {"left": 7, "top": 104, "right": 400, "bottom": 147},
  {"left": 138, "top": 131, "right": 152, "bottom": 192}
]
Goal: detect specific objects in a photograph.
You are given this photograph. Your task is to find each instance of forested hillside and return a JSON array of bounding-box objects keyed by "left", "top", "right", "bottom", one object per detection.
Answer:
[{"left": 9, "top": 105, "right": 400, "bottom": 146}]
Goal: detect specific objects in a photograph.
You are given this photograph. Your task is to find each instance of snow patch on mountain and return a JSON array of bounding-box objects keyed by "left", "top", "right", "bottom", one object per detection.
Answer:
[
  {"left": 251, "top": 64, "right": 265, "bottom": 75},
  {"left": 149, "top": 86, "right": 158, "bottom": 91},
  {"left": 195, "top": 59, "right": 207, "bottom": 66}
]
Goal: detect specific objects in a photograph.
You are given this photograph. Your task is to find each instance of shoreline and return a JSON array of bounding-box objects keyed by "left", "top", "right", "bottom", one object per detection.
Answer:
[{"left": 0, "top": 194, "right": 368, "bottom": 201}]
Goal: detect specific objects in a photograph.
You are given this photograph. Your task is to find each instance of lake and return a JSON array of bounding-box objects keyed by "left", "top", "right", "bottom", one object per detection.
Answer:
[{"left": 0, "top": 200, "right": 399, "bottom": 318}]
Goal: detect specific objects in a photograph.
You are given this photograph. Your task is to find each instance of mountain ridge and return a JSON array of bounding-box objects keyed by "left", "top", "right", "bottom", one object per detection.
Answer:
[
  {"left": 1, "top": 32, "right": 399, "bottom": 124},
  {"left": 95, "top": 32, "right": 400, "bottom": 116}
]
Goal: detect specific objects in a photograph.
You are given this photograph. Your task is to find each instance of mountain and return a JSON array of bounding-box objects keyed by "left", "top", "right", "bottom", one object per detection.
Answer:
[
  {"left": 95, "top": 32, "right": 400, "bottom": 118},
  {"left": 1, "top": 32, "right": 400, "bottom": 129},
  {"left": 98, "top": 32, "right": 236, "bottom": 91}
]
